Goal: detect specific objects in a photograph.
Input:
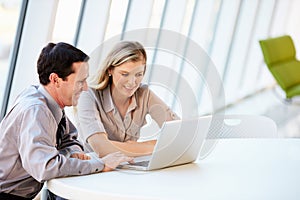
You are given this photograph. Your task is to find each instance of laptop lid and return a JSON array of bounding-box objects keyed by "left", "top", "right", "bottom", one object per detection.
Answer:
[
  {"left": 118, "top": 116, "right": 211, "bottom": 170},
  {"left": 146, "top": 116, "right": 211, "bottom": 170}
]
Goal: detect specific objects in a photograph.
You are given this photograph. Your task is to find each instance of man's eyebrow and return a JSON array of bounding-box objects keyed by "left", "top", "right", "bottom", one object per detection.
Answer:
[{"left": 78, "top": 77, "right": 87, "bottom": 82}]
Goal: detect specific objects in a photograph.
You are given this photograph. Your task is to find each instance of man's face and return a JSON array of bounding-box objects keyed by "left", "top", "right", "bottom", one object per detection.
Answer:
[{"left": 58, "top": 62, "right": 89, "bottom": 107}]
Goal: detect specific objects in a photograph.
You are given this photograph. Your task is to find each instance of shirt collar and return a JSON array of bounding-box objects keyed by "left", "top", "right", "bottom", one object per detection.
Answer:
[
  {"left": 128, "top": 94, "right": 137, "bottom": 112},
  {"left": 102, "top": 85, "right": 114, "bottom": 113},
  {"left": 38, "top": 85, "right": 63, "bottom": 124}
]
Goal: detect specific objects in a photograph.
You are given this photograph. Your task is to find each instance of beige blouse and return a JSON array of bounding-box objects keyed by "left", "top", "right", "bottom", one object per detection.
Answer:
[{"left": 76, "top": 84, "right": 179, "bottom": 145}]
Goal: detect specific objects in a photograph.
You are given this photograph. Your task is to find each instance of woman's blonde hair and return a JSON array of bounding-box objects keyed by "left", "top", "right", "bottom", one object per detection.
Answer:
[{"left": 89, "top": 41, "right": 147, "bottom": 90}]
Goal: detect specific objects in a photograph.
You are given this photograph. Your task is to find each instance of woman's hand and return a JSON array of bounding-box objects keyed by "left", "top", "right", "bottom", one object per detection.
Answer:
[
  {"left": 125, "top": 139, "right": 157, "bottom": 146},
  {"left": 143, "top": 140, "right": 157, "bottom": 146}
]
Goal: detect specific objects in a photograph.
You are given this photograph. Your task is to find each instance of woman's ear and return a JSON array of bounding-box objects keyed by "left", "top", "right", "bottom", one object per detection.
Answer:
[{"left": 108, "top": 69, "right": 112, "bottom": 76}]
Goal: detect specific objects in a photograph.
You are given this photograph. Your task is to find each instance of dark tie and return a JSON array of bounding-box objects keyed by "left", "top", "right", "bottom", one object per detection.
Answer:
[{"left": 56, "top": 110, "right": 66, "bottom": 149}]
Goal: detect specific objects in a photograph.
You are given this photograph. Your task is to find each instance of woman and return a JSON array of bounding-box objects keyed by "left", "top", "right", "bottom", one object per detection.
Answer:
[{"left": 77, "top": 41, "right": 179, "bottom": 157}]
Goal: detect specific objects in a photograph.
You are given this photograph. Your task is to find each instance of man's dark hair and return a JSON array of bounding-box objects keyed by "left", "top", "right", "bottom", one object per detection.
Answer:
[{"left": 37, "top": 42, "right": 89, "bottom": 85}]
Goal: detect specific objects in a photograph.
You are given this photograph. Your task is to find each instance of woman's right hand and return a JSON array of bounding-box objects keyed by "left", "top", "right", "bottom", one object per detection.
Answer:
[
  {"left": 143, "top": 140, "right": 157, "bottom": 146},
  {"left": 125, "top": 139, "right": 156, "bottom": 146}
]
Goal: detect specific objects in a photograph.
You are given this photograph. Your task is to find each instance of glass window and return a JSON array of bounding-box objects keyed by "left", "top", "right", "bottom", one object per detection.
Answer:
[
  {"left": 104, "top": 0, "right": 129, "bottom": 40},
  {"left": 51, "top": 0, "right": 82, "bottom": 43},
  {"left": 0, "top": 0, "right": 22, "bottom": 110}
]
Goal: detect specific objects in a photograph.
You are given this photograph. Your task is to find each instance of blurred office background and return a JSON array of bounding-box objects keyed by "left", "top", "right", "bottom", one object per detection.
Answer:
[{"left": 1, "top": 0, "right": 300, "bottom": 137}]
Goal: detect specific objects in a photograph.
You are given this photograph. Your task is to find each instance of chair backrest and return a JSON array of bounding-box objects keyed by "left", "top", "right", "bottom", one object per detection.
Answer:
[
  {"left": 206, "top": 115, "right": 278, "bottom": 139},
  {"left": 259, "top": 35, "right": 300, "bottom": 91},
  {"left": 259, "top": 35, "right": 296, "bottom": 66},
  {"left": 198, "top": 115, "right": 278, "bottom": 160}
]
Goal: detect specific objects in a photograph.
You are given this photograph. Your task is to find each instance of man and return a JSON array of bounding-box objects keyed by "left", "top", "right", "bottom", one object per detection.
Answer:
[{"left": 0, "top": 42, "right": 133, "bottom": 199}]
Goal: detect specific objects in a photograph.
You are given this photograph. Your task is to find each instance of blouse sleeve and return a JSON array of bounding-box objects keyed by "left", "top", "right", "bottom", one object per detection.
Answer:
[
  {"left": 76, "top": 89, "right": 106, "bottom": 142},
  {"left": 147, "top": 88, "right": 180, "bottom": 127}
]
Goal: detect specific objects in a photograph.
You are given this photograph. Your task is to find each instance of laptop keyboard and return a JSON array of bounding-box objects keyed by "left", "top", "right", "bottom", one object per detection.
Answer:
[{"left": 130, "top": 160, "right": 150, "bottom": 167}]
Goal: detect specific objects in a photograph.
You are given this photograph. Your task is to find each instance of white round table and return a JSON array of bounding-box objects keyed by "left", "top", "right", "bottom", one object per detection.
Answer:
[{"left": 47, "top": 138, "right": 300, "bottom": 200}]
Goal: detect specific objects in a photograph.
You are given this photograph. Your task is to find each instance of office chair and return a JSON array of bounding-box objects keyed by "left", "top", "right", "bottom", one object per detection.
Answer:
[
  {"left": 199, "top": 115, "right": 278, "bottom": 160},
  {"left": 259, "top": 35, "right": 300, "bottom": 100}
]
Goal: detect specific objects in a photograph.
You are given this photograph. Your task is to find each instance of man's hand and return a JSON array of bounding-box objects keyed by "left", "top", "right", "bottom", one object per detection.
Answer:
[
  {"left": 101, "top": 152, "right": 133, "bottom": 172},
  {"left": 70, "top": 152, "right": 91, "bottom": 160}
]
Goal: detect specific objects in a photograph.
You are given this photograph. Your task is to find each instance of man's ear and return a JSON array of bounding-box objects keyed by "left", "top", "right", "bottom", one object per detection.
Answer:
[{"left": 49, "top": 73, "right": 60, "bottom": 87}]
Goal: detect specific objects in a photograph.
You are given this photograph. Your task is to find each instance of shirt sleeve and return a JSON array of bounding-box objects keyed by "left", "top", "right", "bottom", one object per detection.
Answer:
[
  {"left": 18, "top": 105, "right": 104, "bottom": 182},
  {"left": 76, "top": 90, "right": 107, "bottom": 142},
  {"left": 147, "top": 88, "right": 180, "bottom": 127}
]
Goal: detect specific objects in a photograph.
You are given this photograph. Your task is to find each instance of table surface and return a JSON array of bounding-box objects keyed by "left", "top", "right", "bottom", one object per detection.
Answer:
[{"left": 47, "top": 138, "right": 300, "bottom": 200}]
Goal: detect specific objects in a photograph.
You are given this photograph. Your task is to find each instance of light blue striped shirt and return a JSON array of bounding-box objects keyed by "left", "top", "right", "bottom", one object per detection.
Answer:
[{"left": 0, "top": 85, "right": 104, "bottom": 198}]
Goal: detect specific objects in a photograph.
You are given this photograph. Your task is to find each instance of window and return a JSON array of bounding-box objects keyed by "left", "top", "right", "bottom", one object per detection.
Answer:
[
  {"left": 0, "top": 0, "right": 22, "bottom": 112},
  {"left": 51, "top": 0, "right": 82, "bottom": 43}
]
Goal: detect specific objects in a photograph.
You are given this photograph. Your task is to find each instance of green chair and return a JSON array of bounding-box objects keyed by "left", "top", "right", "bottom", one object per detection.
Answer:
[{"left": 259, "top": 35, "right": 300, "bottom": 100}]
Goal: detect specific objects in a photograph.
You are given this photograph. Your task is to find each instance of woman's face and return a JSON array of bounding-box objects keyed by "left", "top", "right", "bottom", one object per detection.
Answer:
[{"left": 110, "top": 59, "right": 145, "bottom": 98}]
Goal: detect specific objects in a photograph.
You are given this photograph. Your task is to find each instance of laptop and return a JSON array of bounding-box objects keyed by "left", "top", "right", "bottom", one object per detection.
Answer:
[{"left": 118, "top": 116, "right": 211, "bottom": 171}]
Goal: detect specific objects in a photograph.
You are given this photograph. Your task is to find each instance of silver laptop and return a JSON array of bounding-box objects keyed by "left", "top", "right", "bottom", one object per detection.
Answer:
[{"left": 118, "top": 116, "right": 211, "bottom": 171}]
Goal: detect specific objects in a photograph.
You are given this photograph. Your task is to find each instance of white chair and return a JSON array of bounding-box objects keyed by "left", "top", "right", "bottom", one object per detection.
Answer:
[
  {"left": 206, "top": 115, "right": 277, "bottom": 139},
  {"left": 199, "top": 115, "right": 278, "bottom": 159}
]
